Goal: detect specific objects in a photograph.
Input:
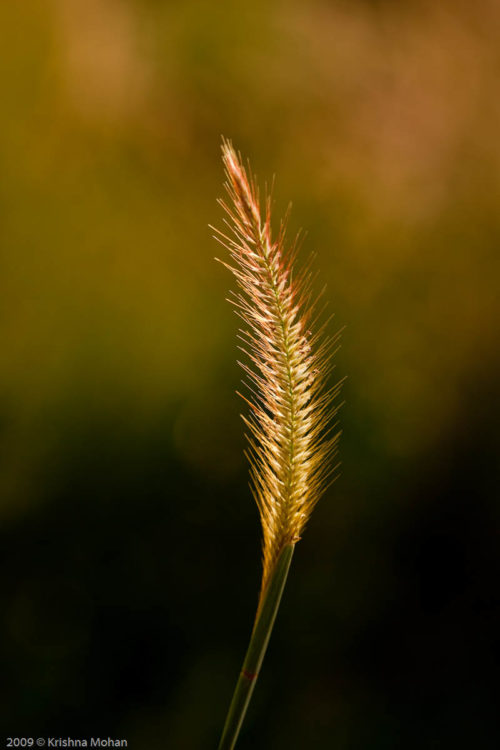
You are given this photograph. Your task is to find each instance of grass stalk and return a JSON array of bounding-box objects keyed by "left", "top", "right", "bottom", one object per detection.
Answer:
[
  {"left": 217, "top": 544, "right": 294, "bottom": 750},
  {"left": 213, "top": 139, "right": 341, "bottom": 747}
]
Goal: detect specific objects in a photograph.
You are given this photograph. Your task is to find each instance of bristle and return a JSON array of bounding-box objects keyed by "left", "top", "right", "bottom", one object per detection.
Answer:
[{"left": 216, "top": 140, "right": 341, "bottom": 600}]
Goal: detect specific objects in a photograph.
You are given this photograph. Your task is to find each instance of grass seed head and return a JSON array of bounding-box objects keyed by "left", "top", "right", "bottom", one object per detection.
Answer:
[{"left": 214, "top": 138, "right": 341, "bottom": 600}]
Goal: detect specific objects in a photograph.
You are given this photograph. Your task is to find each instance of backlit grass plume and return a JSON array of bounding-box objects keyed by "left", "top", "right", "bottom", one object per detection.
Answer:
[{"left": 214, "top": 139, "right": 341, "bottom": 750}]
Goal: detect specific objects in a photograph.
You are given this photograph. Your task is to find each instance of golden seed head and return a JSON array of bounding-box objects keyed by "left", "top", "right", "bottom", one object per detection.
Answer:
[{"left": 214, "top": 139, "right": 341, "bottom": 598}]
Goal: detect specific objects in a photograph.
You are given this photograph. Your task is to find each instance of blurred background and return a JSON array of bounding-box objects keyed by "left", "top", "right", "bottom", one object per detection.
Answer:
[{"left": 1, "top": 0, "right": 499, "bottom": 747}]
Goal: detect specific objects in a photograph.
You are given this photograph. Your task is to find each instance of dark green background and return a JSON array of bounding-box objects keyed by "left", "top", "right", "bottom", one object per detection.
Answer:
[{"left": 1, "top": 1, "right": 499, "bottom": 747}]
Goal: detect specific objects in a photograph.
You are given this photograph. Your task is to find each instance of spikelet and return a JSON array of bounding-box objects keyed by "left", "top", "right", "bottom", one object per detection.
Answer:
[{"left": 214, "top": 140, "right": 341, "bottom": 602}]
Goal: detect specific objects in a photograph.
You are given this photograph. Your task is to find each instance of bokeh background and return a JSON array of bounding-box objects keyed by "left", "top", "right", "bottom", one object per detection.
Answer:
[{"left": 1, "top": 1, "right": 499, "bottom": 747}]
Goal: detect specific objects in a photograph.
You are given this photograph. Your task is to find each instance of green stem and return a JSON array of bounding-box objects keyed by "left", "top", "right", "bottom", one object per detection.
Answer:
[{"left": 217, "top": 544, "right": 294, "bottom": 750}]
